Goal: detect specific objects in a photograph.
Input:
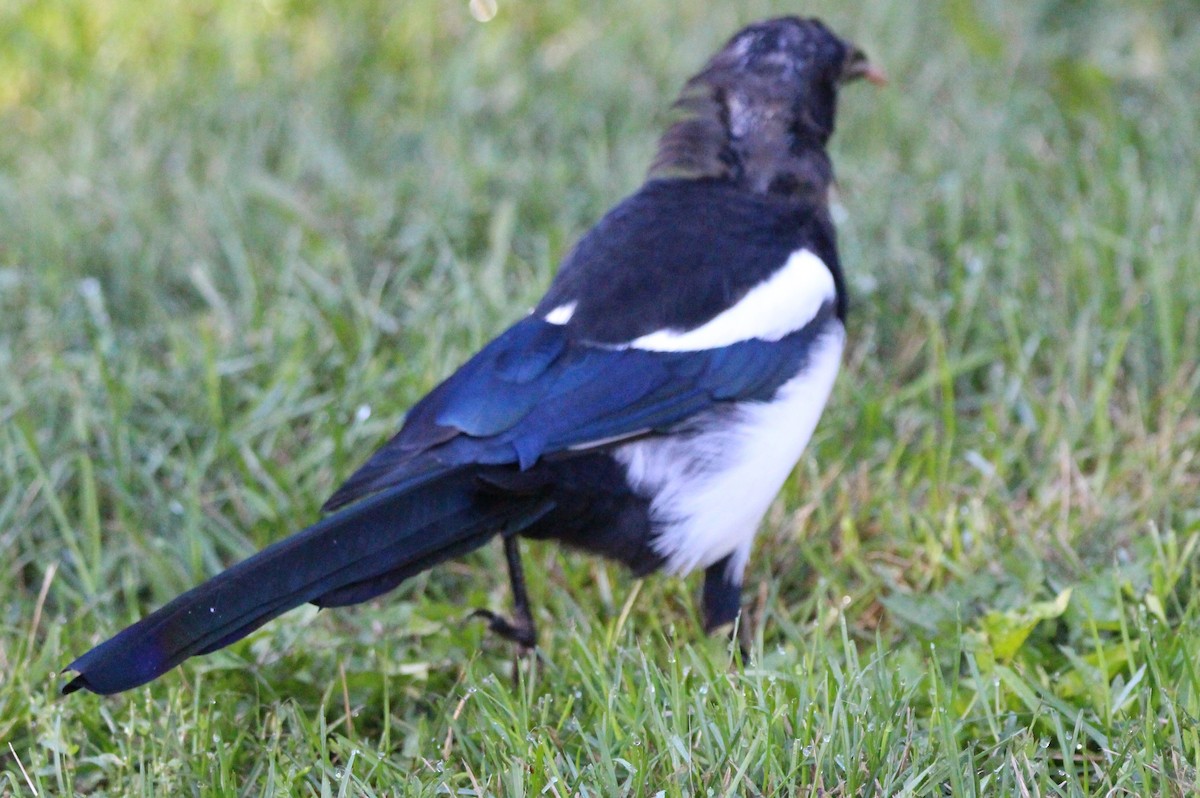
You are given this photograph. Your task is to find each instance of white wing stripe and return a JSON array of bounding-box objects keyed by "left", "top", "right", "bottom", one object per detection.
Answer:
[{"left": 629, "top": 249, "right": 835, "bottom": 352}]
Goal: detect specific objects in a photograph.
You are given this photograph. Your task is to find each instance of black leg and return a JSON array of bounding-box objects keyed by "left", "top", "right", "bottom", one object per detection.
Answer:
[
  {"left": 702, "top": 555, "right": 742, "bottom": 632},
  {"left": 702, "top": 554, "right": 750, "bottom": 665},
  {"left": 471, "top": 535, "right": 538, "bottom": 650}
]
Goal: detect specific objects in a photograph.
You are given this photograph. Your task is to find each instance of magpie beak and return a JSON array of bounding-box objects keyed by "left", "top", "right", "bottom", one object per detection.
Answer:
[
  {"left": 842, "top": 47, "right": 888, "bottom": 86},
  {"left": 62, "top": 16, "right": 879, "bottom": 695}
]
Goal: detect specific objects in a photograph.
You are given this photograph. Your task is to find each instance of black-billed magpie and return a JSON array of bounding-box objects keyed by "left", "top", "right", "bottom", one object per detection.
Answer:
[{"left": 63, "top": 17, "right": 882, "bottom": 695}]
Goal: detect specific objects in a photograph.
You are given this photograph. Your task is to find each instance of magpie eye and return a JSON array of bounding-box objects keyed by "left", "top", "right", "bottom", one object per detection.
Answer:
[{"left": 845, "top": 50, "right": 867, "bottom": 79}]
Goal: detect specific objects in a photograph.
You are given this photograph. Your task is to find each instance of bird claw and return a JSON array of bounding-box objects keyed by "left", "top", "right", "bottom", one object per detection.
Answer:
[{"left": 470, "top": 608, "right": 538, "bottom": 650}]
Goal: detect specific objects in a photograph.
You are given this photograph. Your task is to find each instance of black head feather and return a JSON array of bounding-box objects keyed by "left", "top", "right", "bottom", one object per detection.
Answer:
[{"left": 650, "top": 17, "right": 875, "bottom": 200}]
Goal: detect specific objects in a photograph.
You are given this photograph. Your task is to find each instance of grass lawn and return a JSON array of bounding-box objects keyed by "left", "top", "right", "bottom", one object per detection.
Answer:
[{"left": 2, "top": 0, "right": 1199, "bottom": 794}]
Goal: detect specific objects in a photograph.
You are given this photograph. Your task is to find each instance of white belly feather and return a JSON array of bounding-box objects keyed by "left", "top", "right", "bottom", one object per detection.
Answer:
[
  {"left": 614, "top": 324, "right": 844, "bottom": 576},
  {"left": 599, "top": 246, "right": 845, "bottom": 578}
]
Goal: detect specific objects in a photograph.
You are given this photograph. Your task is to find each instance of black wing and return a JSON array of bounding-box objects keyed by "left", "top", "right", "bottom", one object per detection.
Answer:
[
  {"left": 325, "top": 177, "right": 844, "bottom": 511},
  {"left": 324, "top": 304, "right": 839, "bottom": 510}
]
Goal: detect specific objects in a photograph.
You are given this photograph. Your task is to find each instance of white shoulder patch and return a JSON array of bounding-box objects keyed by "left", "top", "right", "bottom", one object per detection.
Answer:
[
  {"left": 630, "top": 249, "right": 835, "bottom": 352},
  {"left": 544, "top": 302, "right": 577, "bottom": 325}
]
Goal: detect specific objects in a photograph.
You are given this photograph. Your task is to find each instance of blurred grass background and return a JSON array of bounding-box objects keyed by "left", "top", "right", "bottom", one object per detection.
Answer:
[{"left": 1, "top": 0, "right": 1198, "bottom": 794}]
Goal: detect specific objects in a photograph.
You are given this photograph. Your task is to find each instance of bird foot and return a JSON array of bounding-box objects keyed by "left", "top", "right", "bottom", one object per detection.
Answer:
[{"left": 470, "top": 608, "right": 538, "bottom": 650}]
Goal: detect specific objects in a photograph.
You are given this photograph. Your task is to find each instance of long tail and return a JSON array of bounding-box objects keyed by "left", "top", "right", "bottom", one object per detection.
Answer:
[{"left": 63, "top": 467, "right": 550, "bottom": 695}]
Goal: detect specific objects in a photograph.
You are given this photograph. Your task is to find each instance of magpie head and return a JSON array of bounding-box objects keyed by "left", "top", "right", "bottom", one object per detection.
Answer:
[{"left": 650, "top": 17, "right": 882, "bottom": 200}]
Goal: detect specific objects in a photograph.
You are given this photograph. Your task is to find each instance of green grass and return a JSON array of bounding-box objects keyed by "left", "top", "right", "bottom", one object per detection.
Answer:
[{"left": 2, "top": 0, "right": 1199, "bottom": 794}]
